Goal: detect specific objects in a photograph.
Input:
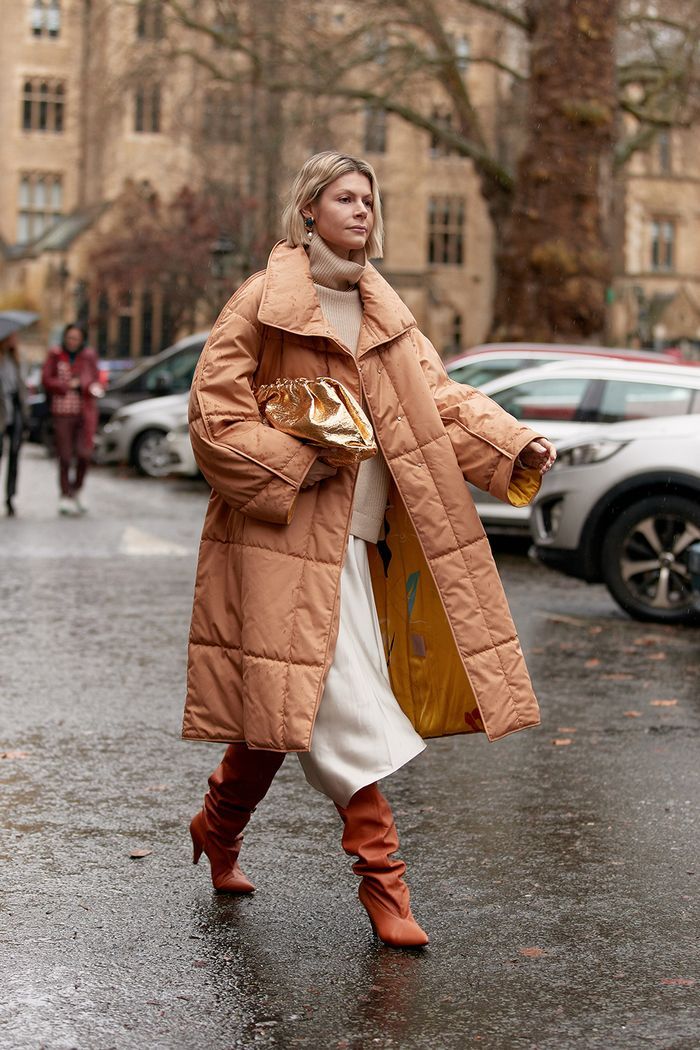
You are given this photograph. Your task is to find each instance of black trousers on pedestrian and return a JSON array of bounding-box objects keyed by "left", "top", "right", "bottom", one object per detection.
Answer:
[{"left": 0, "top": 412, "right": 23, "bottom": 503}]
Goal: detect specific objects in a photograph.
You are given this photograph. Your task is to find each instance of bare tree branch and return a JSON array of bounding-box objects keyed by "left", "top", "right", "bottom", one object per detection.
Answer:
[
  {"left": 322, "top": 84, "right": 514, "bottom": 190},
  {"left": 619, "top": 99, "right": 692, "bottom": 126},
  {"left": 614, "top": 123, "right": 659, "bottom": 167},
  {"left": 621, "top": 14, "right": 693, "bottom": 33},
  {"left": 468, "top": 54, "right": 528, "bottom": 81},
  {"left": 460, "top": 0, "right": 531, "bottom": 31}
]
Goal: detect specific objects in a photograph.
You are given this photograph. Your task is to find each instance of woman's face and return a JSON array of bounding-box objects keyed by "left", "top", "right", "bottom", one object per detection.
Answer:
[
  {"left": 303, "top": 172, "right": 374, "bottom": 258},
  {"left": 63, "top": 327, "right": 84, "bottom": 352}
]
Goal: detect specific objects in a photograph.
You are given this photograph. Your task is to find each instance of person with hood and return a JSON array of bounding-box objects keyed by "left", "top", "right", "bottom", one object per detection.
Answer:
[
  {"left": 42, "top": 323, "right": 101, "bottom": 515},
  {"left": 0, "top": 333, "right": 28, "bottom": 516},
  {"left": 184, "top": 151, "right": 556, "bottom": 948}
]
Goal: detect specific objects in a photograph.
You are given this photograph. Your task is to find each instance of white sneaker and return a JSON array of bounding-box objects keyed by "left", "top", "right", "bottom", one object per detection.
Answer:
[
  {"left": 58, "top": 496, "right": 79, "bottom": 516},
  {"left": 74, "top": 494, "right": 88, "bottom": 515}
]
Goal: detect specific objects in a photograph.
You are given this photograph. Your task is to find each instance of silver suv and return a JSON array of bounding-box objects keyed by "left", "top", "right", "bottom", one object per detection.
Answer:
[{"left": 531, "top": 414, "right": 700, "bottom": 624}]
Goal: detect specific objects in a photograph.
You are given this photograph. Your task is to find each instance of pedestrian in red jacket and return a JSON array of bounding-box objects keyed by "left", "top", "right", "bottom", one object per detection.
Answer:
[{"left": 42, "top": 323, "right": 102, "bottom": 515}]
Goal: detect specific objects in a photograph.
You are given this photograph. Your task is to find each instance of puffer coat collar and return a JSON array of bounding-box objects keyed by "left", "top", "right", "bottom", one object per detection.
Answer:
[{"left": 257, "top": 242, "right": 417, "bottom": 356}]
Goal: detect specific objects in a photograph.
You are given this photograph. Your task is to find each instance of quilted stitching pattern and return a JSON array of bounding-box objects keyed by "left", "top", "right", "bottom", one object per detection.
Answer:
[{"left": 183, "top": 243, "right": 541, "bottom": 750}]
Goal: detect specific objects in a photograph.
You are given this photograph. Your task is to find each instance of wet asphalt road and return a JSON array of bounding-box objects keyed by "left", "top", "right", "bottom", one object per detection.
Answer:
[{"left": 1, "top": 447, "right": 698, "bottom": 1050}]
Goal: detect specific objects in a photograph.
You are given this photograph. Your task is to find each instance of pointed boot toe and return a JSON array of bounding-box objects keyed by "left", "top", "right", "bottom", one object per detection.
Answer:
[
  {"left": 190, "top": 811, "right": 256, "bottom": 894},
  {"left": 213, "top": 865, "right": 256, "bottom": 894},
  {"left": 212, "top": 838, "right": 256, "bottom": 894},
  {"left": 358, "top": 881, "right": 429, "bottom": 948}
]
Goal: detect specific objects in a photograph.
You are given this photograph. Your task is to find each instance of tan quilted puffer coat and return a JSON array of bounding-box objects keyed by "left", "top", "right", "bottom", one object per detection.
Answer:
[{"left": 183, "top": 242, "right": 544, "bottom": 751}]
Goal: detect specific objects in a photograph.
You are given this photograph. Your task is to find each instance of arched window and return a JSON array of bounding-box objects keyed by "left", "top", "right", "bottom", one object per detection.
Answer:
[
  {"left": 38, "top": 82, "right": 49, "bottom": 131},
  {"left": 22, "top": 81, "right": 33, "bottom": 129},
  {"left": 134, "top": 85, "right": 161, "bottom": 133},
  {"left": 21, "top": 79, "right": 66, "bottom": 132},
  {"left": 650, "top": 218, "right": 676, "bottom": 272},
  {"left": 429, "top": 109, "right": 456, "bottom": 158},
  {"left": 54, "top": 81, "right": 64, "bottom": 131},
  {"left": 16, "top": 171, "right": 63, "bottom": 244},
  {"left": 428, "top": 197, "right": 465, "bottom": 266},
  {"left": 34, "top": 176, "right": 47, "bottom": 209}
]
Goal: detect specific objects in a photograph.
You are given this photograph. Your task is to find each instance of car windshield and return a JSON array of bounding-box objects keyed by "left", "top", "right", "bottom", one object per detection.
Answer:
[
  {"left": 143, "top": 348, "right": 202, "bottom": 393},
  {"left": 114, "top": 343, "right": 204, "bottom": 393},
  {"left": 449, "top": 357, "right": 554, "bottom": 387},
  {"left": 108, "top": 342, "right": 202, "bottom": 392}
]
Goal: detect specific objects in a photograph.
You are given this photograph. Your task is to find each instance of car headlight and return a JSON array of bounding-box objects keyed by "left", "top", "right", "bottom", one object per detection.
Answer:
[
  {"left": 108, "top": 410, "right": 130, "bottom": 427},
  {"left": 554, "top": 439, "right": 628, "bottom": 468}
]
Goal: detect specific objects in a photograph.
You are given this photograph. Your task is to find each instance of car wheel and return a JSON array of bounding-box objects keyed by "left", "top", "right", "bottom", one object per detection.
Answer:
[
  {"left": 131, "top": 428, "right": 171, "bottom": 478},
  {"left": 601, "top": 495, "right": 700, "bottom": 625}
]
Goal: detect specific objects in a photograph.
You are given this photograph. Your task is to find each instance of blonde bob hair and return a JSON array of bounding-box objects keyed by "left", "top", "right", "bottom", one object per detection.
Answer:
[{"left": 282, "top": 151, "right": 384, "bottom": 259}]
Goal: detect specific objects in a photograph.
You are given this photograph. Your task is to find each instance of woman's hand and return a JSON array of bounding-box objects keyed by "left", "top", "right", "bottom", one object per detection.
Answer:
[
  {"left": 518, "top": 438, "right": 557, "bottom": 475},
  {"left": 300, "top": 459, "right": 338, "bottom": 489}
]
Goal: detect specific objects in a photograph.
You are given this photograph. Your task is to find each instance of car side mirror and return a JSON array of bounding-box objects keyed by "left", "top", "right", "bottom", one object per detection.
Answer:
[{"left": 153, "top": 373, "right": 173, "bottom": 395}]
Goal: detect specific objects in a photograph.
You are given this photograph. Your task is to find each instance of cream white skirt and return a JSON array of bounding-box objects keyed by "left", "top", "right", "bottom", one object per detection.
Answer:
[{"left": 297, "top": 535, "right": 426, "bottom": 807}]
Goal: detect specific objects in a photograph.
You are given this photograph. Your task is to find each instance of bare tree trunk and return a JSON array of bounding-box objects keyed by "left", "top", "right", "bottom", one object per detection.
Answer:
[
  {"left": 246, "top": 0, "right": 285, "bottom": 270},
  {"left": 492, "top": 0, "right": 619, "bottom": 342}
]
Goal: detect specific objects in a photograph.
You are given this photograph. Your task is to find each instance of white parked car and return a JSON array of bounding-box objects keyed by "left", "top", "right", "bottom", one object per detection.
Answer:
[
  {"left": 445, "top": 341, "right": 682, "bottom": 388},
  {"left": 531, "top": 414, "right": 700, "bottom": 624},
  {"left": 98, "top": 392, "right": 190, "bottom": 477},
  {"left": 473, "top": 359, "right": 700, "bottom": 531},
  {"left": 165, "top": 412, "right": 199, "bottom": 477}
]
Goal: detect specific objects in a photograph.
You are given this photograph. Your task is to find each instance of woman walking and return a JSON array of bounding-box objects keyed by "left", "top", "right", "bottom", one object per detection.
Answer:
[
  {"left": 184, "top": 151, "right": 556, "bottom": 947},
  {"left": 42, "top": 323, "right": 101, "bottom": 515},
  {"left": 0, "top": 333, "right": 28, "bottom": 516}
]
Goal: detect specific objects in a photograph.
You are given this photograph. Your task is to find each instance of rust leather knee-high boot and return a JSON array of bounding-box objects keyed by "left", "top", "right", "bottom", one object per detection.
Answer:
[
  {"left": 335, "top": 783, "right": 429, "bottom": 947},
  {"left": 190, "top": 743, "right": 285, "bottom": 893}
]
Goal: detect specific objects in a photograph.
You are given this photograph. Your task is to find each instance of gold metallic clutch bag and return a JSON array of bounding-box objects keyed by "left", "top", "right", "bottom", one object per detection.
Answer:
[{"left": 255, "top": 376, "right": 377, "bottom": 465}]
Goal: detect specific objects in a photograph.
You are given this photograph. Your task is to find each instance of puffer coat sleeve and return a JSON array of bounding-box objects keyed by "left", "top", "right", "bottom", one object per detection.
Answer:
[
  {"left": 411, "top": 330, "right": 543, "bottom": 507},
  {"left": 189, "top": 277, "right": 320, "bottom": 525}
]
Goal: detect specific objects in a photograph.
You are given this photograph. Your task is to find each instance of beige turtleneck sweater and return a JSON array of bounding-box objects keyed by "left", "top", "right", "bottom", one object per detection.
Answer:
[{"left": 307, "top": 235, "right": 391, "bottom": 544}]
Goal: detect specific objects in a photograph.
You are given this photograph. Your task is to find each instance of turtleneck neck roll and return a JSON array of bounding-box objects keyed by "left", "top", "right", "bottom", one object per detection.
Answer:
[
  {"left": 307, "top": 234, "right": 366, "bottom": 291},
  {"left": 304, "top": 235, "right": 390, "bottom": 545}
]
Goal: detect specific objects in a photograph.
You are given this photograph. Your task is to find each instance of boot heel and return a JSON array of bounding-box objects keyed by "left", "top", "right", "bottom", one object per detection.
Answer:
[
  {"left": 188, "top": 810, "right": 256, "bottom": 893},
  {"left": 190, "top": 816, "right": 204, "bottom": 865}
]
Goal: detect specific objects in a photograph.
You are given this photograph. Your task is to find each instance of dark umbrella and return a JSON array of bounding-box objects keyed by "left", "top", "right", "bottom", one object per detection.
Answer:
[{"left": 0, "top": 310, "right": 39, "bottom": 341}]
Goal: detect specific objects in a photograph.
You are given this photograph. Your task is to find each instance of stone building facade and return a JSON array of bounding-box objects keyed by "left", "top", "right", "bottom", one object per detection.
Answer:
[
  {"left": 0, "top": 0, "right": 511, "bottom": 357},
  {"left": 612, "top": 128, "right": 700, "bottom": 354}
]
